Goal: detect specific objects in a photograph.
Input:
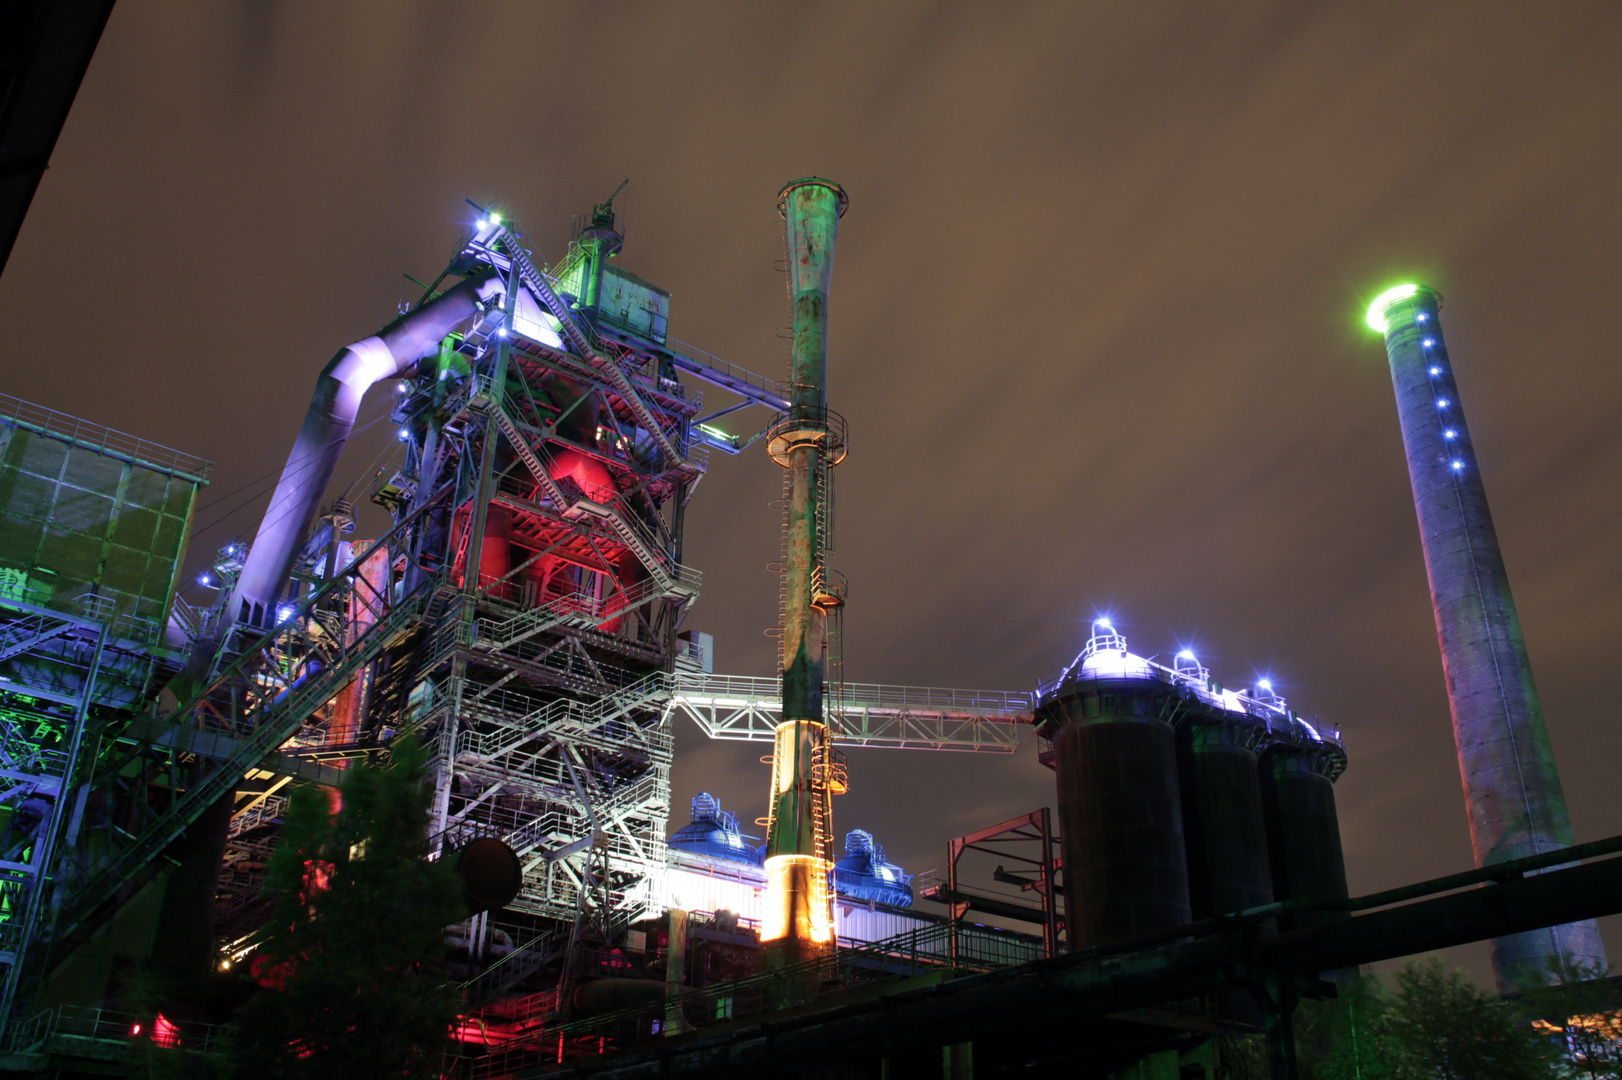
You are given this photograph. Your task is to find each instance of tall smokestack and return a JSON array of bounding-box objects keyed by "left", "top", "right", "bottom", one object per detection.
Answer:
[
  {"left": 761, "top": 178, "right": 848, "bottom": 974},
  {"left": 1368, "top": 283, "right": 1607, "bottom": 991}
]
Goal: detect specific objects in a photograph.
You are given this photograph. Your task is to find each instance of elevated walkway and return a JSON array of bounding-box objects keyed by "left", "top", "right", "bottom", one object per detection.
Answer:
[{"left": 667, "top": 673, "right": 1031, "bottom": 752}]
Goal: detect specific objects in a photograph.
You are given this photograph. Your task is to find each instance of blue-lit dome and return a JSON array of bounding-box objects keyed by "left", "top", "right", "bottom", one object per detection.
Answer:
[
  {"left": 834, "top": 829, "right": 913, "bottom": 907},
  {"left": 668, "top": 793, "right": 761, "bottom": 865}
]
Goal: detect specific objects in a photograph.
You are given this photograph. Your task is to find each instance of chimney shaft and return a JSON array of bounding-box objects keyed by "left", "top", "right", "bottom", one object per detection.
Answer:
[
  {"left": 1371, "top": 284, "right": 1607, "bottom": 990},
  {"left": 761, "top": 178, "right": 848, "bottom": 973}
]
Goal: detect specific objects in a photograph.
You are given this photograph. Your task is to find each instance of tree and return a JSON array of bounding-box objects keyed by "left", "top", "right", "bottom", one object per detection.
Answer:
[
  {"left": 1378, "top": 957, "right": 1555, "bottom": 1080},
  {"left": 1294, "top": 970, "right": 1397, "bottom": 1080},
  {"left": 230, "top": 735, "right": 466, "bottom": 1079},
  {"left": 1516, "top": 955, "right": 1622, "bottom": 1079},
  {"left": 1214, "top": 972, "right": 1397, "bottom": 1080}
]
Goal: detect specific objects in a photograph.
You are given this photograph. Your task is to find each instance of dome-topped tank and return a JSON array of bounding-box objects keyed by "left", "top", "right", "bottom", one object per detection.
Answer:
[
  {"left": 668, "top": 793, "right": 761, "bottom": 865},
  {"left": 834, "top": 829, "right": 913, "bottom": 908}
]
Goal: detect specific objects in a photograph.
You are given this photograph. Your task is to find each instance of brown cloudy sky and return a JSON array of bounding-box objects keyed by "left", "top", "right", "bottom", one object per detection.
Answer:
[{"left": 3, "top": 1, "right": 1620, "bottom": 982}]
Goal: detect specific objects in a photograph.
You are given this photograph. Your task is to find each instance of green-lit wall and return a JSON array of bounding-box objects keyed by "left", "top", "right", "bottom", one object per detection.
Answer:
[{"left": 0, "top": 421, "right": 201, "bottom": 638}]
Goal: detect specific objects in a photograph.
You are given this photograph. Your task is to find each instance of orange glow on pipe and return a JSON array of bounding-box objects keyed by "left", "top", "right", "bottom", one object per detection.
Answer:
[{"left": 762, "top": 854, "right": 833, "bottom": 945}]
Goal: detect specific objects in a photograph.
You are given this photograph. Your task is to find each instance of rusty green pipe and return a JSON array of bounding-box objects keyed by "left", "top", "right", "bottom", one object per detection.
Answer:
[{"left": 763, "top": 178, "right": 846, "bottom": 970}]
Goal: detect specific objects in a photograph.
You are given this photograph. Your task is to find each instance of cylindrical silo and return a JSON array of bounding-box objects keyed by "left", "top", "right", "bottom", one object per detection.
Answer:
[
  {"left": 1258, "top": 747, "right": 1348, "bottom": 930},
  {"left": 1367, "top": 284, "right": 1606, "bottom": 990},
  {"left": 1179, "top": 715, "right": 1274, "bottom": 921},
  {"left": 1045, "top": 686, "right": 1191, "bottom": 948}
]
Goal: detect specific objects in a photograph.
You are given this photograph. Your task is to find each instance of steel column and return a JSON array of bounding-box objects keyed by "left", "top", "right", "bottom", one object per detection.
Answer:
[{"left": 762, "top": 178, "right": 847, "bottom": 972}]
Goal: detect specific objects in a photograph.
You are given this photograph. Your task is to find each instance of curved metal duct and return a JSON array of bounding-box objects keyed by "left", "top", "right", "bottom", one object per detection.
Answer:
[{"left": 227, "top": 270, "right": 502, "bottom": 632}]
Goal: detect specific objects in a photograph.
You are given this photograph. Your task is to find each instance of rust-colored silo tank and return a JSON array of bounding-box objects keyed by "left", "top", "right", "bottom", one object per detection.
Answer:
[
  {"left": 1258, "top": 746, "right": 1349, "bottom": 928},
  {"left": 1047, "top": 687, "right": 1192, "bottom": 948}
]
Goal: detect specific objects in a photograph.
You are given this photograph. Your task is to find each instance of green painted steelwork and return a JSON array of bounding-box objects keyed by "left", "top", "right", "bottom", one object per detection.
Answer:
[{"left": 762, "top": 179, "right": 847, "bottom": 971}]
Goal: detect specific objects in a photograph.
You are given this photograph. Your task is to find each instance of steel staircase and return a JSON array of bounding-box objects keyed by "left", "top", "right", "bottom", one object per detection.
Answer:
[
  {"left": 492, "top": 225, "right": 685, "bottom": 467},
  {"left": 51, "top": 588, "right": 430, "bottom": 942},
  {"left": 0, "top": 611, "right": 76, "bottom": 666}
]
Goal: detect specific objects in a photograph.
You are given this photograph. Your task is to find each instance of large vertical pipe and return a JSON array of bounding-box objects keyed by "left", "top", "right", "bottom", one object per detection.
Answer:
[
  {"left": 762, "top": 178, "right": 847, "bottom": 971},
  {"left": 1368, "top": 284, "right": 1606, "bottom": 989}
]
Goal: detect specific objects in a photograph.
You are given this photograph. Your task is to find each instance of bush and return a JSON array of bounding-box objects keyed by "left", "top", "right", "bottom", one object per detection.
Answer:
[{"left": 230, "top": 736, "right": 466, "bottom": 1079}]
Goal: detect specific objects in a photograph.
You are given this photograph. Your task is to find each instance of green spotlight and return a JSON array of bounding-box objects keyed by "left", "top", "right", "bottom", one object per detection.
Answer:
[{"left": 1365, "top": 283, "right": 1421, "bottom": 334}]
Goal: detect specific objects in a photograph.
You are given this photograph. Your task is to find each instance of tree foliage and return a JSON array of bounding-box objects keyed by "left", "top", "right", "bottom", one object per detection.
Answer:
[
  {"left": 1294, "top": 971, "right": 1396, "bottom": 1080},
  {"left": 1516, "top": 955, "right": 1622, "bottom": 1080},
  {"left": 1219, "top": 959, "right": 1581, "bottom": 1080},
  {"left": 1376, "top": 958, "right": 1555, "bottom": 1080},
  {"left": 230, "top": 736, "right": 466, "bottom": 1079}
]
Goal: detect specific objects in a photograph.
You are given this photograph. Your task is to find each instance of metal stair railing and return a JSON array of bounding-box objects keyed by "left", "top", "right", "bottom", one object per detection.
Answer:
[
  {"left": 53, "top": 579, "right": 430, "bottom": 941},
  {"left": 454, "top": 674, "right": 668, "bottom": 771},
  {"left": 459, "top": 928, "right": 560, "bottom": 1003},
  {"left": 489, "top": 405, "right": 576, "bottom": 513},
  {"left": 167, "top": 594, "right": 205, "bottom": 643},
  {"left": 227, "top": 794, "right": 288, "bottom": 838},
  {"left": 492, "top": 225, "right": 683, "bottom": 466},
  {"left": 565, "top": 497, "right": 674, "bottom": 582},
  {"left": 491, "top": 396, "right": 677, "bottom": 583},
  {"left": 455, "top": 700, "right": 575, "bottom": 766},
  {"left": 0, "top": 612, "right": 76, "bottom": 666},
  {"left": 477, "top": 570, "right": 698, "bottom": 652}
]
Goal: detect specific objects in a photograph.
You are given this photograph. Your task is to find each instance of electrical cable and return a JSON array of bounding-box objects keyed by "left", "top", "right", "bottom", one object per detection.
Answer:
[{"left": 182, "top": 412, "right": 398, "bottom": 588}]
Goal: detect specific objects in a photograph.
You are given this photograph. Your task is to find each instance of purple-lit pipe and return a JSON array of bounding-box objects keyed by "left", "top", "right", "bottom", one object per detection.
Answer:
[
  {"left": 227, "top": 271, "right": 500, "bottom": 631},
  {"left": 1370, "top": 284, "right": 1607, "bottom": 991}
]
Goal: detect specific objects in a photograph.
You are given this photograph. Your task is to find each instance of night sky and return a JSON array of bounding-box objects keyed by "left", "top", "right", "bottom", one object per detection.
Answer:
[{"left": 4, "top": 2, "right": 1620, "bottom": 984}]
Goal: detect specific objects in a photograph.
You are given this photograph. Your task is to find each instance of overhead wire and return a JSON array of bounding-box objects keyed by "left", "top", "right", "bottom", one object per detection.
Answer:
[{"left": 182, "top": 410, "right": 400, "bottom": 587}]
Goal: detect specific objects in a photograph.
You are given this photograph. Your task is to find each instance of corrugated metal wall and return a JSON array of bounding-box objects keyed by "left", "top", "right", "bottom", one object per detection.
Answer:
[{"left": 0, "top": 415, "right": 201, "bottom": 637}]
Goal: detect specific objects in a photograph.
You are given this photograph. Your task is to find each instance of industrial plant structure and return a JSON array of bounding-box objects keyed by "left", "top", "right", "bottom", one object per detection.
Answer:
[{"left": 0, "top": 186, "right": 1614, "bottom": 1079}]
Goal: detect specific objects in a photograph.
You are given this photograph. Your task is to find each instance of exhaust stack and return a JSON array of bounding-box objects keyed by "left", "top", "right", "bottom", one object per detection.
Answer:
[
  {"left": 761, "top": 178, "right": 848, "bottom": 973},
  {"left": 1368, "top": 284, "right": 1607, "bottom": 990}
]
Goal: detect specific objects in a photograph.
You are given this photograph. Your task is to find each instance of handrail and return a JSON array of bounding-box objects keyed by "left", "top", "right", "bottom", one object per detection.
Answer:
[
  {"left": 673, "top": 673, "right": 1032, "bottom": 717},
  {"left": 664, "top": 337, "right": 791, "bottom": 411},
  {"left": 56, "top": 589, "right": 430, "bottom": 939},
  {"left": 491, "top": 225, "right": 684, "bottom": 466},
  {"left": 52, "top": 498, "right": 449, "bottom": 938},
  {"left": 0, "top": 392, "right": 211, "bottom": 482},
  {"left": 1037, "top": 649, "right": 1343, "bottom": 751}
]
